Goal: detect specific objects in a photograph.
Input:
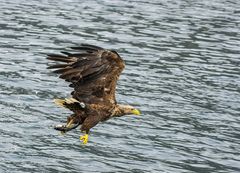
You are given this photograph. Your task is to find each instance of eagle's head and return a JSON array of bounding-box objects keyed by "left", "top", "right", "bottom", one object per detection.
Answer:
[{"left": 114, "top": 104, "right": 141, "bottom": 117}]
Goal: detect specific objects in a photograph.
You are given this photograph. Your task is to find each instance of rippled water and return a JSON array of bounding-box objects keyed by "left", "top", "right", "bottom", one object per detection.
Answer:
[{"left": 0, "top": 0, "right": 240, "bottom": 172}]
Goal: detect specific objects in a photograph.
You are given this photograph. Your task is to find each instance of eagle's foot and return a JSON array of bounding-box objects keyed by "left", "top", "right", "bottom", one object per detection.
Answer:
[
  {"left": 54, "top": 118, "right": 80, "bottom": 133},
  {"left": 80, "top": 134, "right": 89, "bottom": 144}
]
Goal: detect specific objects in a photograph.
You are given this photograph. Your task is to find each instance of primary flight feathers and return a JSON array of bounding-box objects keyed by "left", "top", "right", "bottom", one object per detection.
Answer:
[{"left": 47, "top": 44, "right": 125, "bottom": 104}]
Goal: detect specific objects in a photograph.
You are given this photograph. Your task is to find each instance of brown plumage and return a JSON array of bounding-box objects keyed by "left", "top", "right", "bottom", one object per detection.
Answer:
[{"left": 47, "top": 44, "right": 140, "bottom": 144}]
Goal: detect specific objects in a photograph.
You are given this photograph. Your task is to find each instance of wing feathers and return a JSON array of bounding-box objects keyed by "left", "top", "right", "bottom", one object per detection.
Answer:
[
  {"left": 47, "top": 44, "right": 125, "bottom": 104},
  {"left": 47, "top": 55, "right": 75, "bottom": 63},
  {"left": 60, "top": 69, "right": 82, "bottom": 80},
  {"left": 53, "top": 67, "right": 72, "bottom": 74},
  {"left": 47, "top": 64, "right": 69, "bottom": 69}
]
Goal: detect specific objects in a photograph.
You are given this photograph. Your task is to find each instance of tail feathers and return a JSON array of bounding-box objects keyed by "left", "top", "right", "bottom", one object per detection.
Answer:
[
  {"left": 54, "top": 99, "right": 67, "bottom": 107},
  {"left": 53, "top": 98, "right": 85, "bottom": 109},
  {"left": 66, "top": 98, "right": 79, "bottom": 104}
]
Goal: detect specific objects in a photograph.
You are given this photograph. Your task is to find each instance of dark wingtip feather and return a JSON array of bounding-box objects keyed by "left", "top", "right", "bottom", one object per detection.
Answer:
[
  {"left": 47, "top": 64, "right": 69, "bottom": 69},
  {"left": 47, "top": 53, "right": 66, "bottom": 58},
  {"left": 47, "top": 55, "right": 73, "bottom": 63},
  {"left": 53, "top": 67, "right": 71, "bottom": 74},
  {"left": 61, "top": 51, "right": 72, "bottom": 56},
  {"left": 69, "top": 84, "right": 75, "bottom": 88}
]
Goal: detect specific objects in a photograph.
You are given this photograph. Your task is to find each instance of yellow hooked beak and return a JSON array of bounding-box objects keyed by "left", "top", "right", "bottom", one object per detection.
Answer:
[{"left": 131, "top": 109, "right": 141, "bottom": 115}]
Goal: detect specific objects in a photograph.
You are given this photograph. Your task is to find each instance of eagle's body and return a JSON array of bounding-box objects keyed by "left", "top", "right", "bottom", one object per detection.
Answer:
[{"left": 47, "top": 44, "right": 140, "bottom": 144}]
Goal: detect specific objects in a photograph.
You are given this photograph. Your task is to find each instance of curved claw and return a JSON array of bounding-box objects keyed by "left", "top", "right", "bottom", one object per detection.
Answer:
[
  {"left": 54, "top": 120, "right": 80, "bottom": 133},
  {"left": 80, "top": 134, "right": 89, "bottom": 144}
]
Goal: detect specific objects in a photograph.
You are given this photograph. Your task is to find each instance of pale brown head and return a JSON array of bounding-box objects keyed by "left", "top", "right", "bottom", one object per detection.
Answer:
[{"left": 113, "top": 104, "right": 141, "bottom": 117}]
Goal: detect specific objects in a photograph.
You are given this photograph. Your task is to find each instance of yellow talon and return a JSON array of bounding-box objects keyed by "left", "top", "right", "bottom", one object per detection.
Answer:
[{"left": 80, "top": 134, "right": 89, "bottom": 144}]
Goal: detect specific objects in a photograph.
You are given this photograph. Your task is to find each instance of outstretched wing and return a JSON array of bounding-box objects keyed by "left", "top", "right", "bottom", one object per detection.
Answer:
[{"left": 47, "top": 44, "right": 125, "bottom": 104}]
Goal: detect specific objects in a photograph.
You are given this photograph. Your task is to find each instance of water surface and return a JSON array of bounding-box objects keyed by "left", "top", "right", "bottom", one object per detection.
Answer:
[{"left": 0, "top": 0, "right": 240, "bottom": 172}]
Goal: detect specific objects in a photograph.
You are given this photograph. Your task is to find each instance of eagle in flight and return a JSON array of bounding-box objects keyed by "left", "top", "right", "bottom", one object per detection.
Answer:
[{"left": 47, "top": 44, "right": 140, "bottom": 144}]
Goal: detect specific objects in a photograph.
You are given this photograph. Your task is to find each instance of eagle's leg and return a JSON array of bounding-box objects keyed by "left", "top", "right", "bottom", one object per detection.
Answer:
[
  {"left": 80, "top": 130, "right": 89, "bottom": 144},
  {"left": 79, "top": 115, "right": 101, "bottom": 144}
]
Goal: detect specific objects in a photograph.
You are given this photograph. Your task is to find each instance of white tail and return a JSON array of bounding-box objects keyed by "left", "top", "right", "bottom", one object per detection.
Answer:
[{"left": 54, "top": 99, "right": 66, "bottom": 107}]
